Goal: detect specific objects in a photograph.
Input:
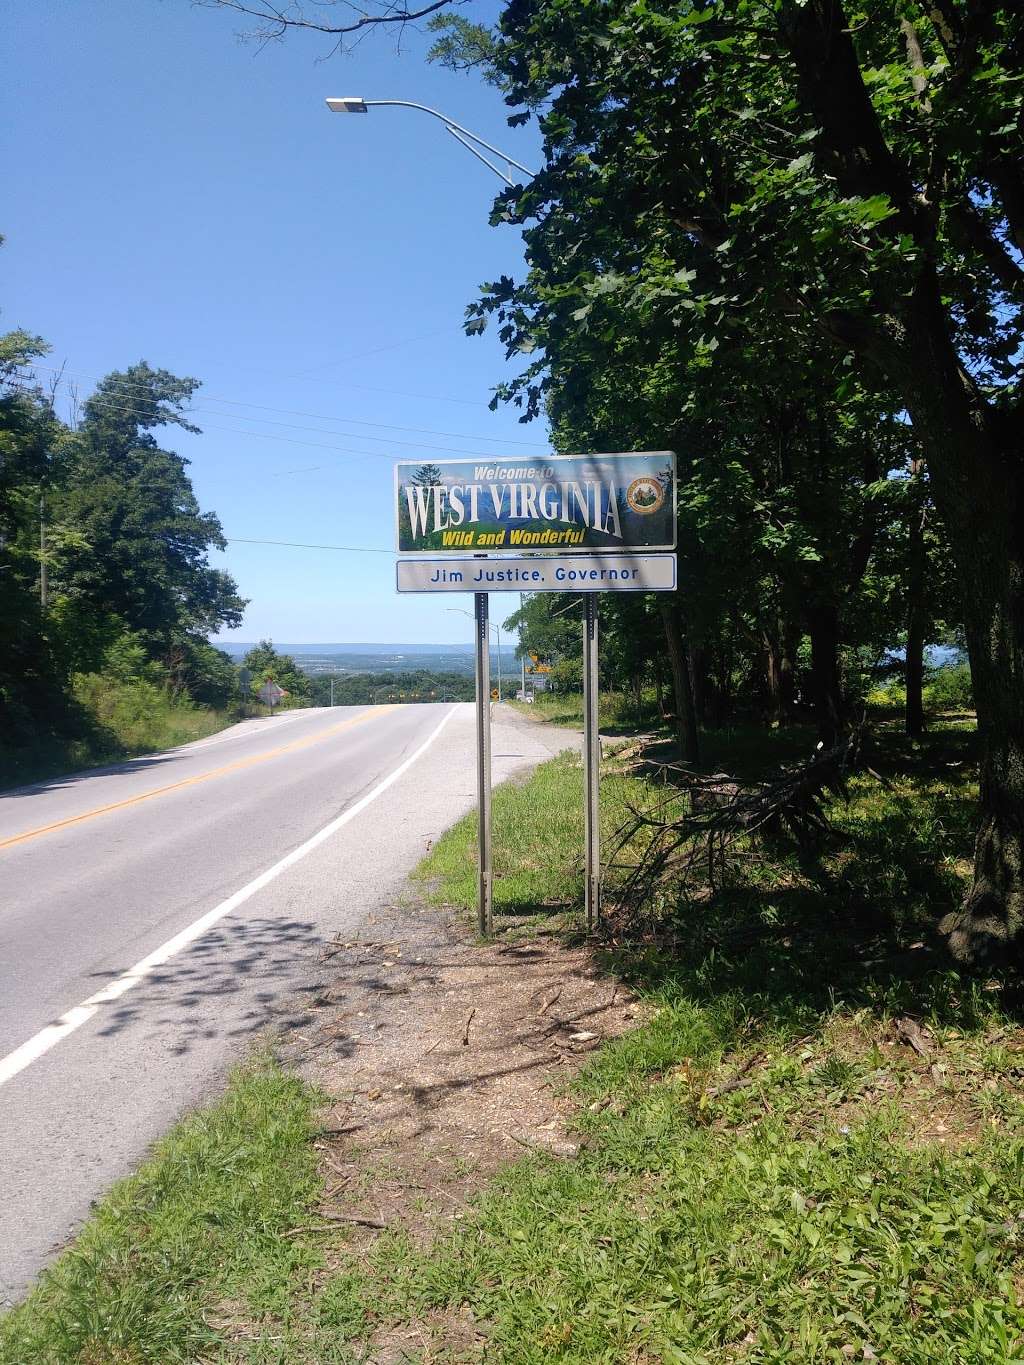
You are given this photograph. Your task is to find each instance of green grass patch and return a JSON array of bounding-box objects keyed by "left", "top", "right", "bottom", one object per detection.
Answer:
[
  {"left": 362, "top": 718, "right": 1024, "bottom": 1360},
  {"left": 509, "top": 689, "right": 663, "bottom": 733},
  {"left": 1, "top": 674, "right": 239, "bottom": 789},
  {"left": 414, "top": 750, "right": 657, "bottom": 919},
  {"left": 375, "top": 1051, "right": 1024, "bottom": 1362},
  {"left": 0, "top": 1057, "right": 326, "bottom": 1364}
]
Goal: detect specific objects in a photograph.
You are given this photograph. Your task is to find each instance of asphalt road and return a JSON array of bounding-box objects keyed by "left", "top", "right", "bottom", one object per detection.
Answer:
[{"left": 0, "top": 702, "right": 578, "bottom": 1305}]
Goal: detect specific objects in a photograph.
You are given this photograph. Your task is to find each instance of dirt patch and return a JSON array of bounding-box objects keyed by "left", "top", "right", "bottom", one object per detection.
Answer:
[{"left": 270, "top": 901, "right": 639, "bottom": 1358}]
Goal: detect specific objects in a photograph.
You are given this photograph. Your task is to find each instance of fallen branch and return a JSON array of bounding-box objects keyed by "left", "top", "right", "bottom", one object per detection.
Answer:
[
  {"left": 317, "top": 1209, "right": 386, "bottom": 1229},
  {"left": 707, "top": 1052, "right": 763, "bottom": 1099}
]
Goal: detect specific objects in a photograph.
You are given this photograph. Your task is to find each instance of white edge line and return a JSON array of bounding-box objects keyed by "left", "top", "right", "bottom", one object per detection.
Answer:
[{"left": 0, "top": 705, "right": 460, "bottom": 1090}]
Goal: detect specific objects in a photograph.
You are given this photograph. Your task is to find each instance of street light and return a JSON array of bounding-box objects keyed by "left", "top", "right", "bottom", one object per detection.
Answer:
[
  {"left": 448, "top": 607, "right": 503, "bottom": 699},
  {"left": 326, "top": 97, "right": 536, "bottom": 187}
]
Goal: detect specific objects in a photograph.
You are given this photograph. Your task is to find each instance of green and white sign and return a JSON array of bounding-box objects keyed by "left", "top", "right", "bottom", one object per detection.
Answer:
[{"left": 395, "top": 451, "right": 676, "bottom": 556}]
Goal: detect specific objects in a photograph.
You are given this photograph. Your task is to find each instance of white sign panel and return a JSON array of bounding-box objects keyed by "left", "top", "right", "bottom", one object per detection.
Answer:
[{"left": 396, "top": 553, "right": 676, "bottom": 594}]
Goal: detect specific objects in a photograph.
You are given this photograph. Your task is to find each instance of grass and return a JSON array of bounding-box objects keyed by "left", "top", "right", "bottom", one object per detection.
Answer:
[
  {"left": 0, "top": 674, "right": 238, "bottom": 790},
  {"left": 364, "top": 1009, "right": 1024, "bottom": 1362},
  {"left": 12, "top": 711, "right": 1024, "bottom": 1362},
  {"left": 0, "top": 1057, "right": 327, "bottom": 1365},
  {"left": 366, "top": 715, "right": 1024, "bottom": 1362},
  {"left": 509, "top": 689, "right": 663, "bottom": 733},
  {"left": 415, "top": 750, "right": 646, "bottom": 918}
]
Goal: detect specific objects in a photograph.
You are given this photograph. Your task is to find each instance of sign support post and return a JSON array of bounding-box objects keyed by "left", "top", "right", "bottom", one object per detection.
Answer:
[
  {"left": 474, "top": 591, "right": 493, "bottom": 936},
  {"left": 583, "top": 593, "right": 601, "bottom": 931},
  {"left": 395, "top": 451, "right": 679, "bottom": 941}
]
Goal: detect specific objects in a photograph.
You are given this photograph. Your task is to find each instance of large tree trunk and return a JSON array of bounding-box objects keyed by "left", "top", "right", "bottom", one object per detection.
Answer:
[
  {"left": 892, "top": 294, "right": 1024, "bottom": 961},
  {"left": 764, "top": 618, "right": 798, "bottom": 727},
  {"left": 905, "top": 459, "right": 927, "bottom": 740},
  {"left": 660, "top": 597, "right": 700, "bottom": 764},
  {"left": 890, "top": 296, "right": 1024, "bottom": 960},
  {"left": 930, "top": 437, "right": 1024, "bottom": 961},
  {"left": 806, "top": 602, "right": 844, "bottom": 745},
  {"left": 905, "top": 613, "right": 926, "bottom": 740},
  {"left": 780, "top": 621, "right": 799, "bottom": 725}
]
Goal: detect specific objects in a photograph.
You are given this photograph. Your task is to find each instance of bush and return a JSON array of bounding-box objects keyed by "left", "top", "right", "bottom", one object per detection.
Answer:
[{"left": 925, "top": 662, "right": 974, "bottom": 713}]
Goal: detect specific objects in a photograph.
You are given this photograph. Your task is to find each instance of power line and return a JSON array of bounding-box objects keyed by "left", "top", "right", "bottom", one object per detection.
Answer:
[
  {"left": 24, "top": 359, "right": 548, "bottom": 447},
  {"left": 224, "top": 537, "right": 393, "bottom": 554},
  {"left": 283, "top": 327, "right": 451, "bottom": 378},
  {"left": 21, "top": 383, "right": 545, "bottom": 464}
]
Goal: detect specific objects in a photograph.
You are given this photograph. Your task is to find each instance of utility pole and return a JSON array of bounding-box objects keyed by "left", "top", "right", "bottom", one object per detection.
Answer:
[{"left": 330, "top": 676, "right": 335, "bottom": 708}]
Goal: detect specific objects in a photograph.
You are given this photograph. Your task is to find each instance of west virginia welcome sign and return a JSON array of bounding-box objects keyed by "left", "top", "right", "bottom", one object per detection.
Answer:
[{"left": 395, "top": 452, "right": 676, "bottom": 555}]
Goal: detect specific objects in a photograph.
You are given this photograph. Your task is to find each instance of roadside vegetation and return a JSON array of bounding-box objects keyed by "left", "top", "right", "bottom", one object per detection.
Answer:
[
  {"left": 1, "top": 673, "right": 234, "bottom": 789},
  {"left": 0, "top": 1057, "right": 323, "bottom": 1365},
  {"left": 12, "top": 704, "right": 1024, "bottom": 1361},
  {"left": 0, "top": 323, "right": 249, "bottom": 787}
]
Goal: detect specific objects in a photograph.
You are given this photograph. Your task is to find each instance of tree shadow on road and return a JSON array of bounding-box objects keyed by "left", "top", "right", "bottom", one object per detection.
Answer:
[{"left": 83, "top": 916, "right": 330, "bottom": 1055}]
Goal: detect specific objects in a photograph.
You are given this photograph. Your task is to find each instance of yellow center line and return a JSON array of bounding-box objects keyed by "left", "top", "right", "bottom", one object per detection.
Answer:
[{"left": 0, "top": 706, "right": 398, "bottom": 853}]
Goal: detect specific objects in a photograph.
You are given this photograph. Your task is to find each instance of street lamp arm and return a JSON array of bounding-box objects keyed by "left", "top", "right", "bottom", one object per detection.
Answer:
[
  {"left": 445, "top": 126, "right": 516, "bottom": 187},
  {"left": 326, "top": 96, "right": 536, "bottom": 181}
]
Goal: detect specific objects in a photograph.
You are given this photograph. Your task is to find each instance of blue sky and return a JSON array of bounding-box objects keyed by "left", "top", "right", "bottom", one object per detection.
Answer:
[{"left": 4, "top": 0, "right": 548, "bottom": 645}]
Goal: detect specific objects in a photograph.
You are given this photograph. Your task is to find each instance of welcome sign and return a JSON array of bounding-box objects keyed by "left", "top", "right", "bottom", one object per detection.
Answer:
[{"left": 395, "top": 451, "right": 676, "bottom": 555}]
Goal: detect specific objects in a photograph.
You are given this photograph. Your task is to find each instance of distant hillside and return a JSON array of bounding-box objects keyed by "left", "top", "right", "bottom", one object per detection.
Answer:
[{"left": 215, "top": 643, "right": 501, "bottom": 678}]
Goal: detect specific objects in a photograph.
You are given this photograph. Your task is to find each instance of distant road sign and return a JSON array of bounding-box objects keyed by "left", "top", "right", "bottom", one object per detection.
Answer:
[
  {"left": 396, "top": 552, "right": 676, "bottom": 594},
  {"left": 257, "top": 681, "right": 284, "bottom": 707},
  {"left": 238, "top": 667, "right": 252, "bottom": 695},
  {"left": 491, "top": 688, "right": 499, "bottom": 701}
]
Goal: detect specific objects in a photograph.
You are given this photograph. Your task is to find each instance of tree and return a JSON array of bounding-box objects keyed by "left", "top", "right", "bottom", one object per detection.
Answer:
[
  {"left": 241, "top": 641, "right": 312, "bottom": 702},
  {"left": 53, "top": 363, "right": 246, "bottom": 662},
  {"left": 456, "top": 0, "right": 1024, "bottom": 959}
]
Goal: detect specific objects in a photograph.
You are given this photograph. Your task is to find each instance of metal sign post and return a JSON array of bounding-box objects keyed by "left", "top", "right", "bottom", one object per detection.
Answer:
[
  {"left": 583, "top": 594, "right": 601, "bottom": 931},
  {"left": 394, "top": 451, "right": 679, "bottom": 943},
  {"left": 474, "top": 592, "right": 493, "bottom": 936}
]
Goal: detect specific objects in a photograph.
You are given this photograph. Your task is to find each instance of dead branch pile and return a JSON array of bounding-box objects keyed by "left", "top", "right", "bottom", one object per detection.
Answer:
[{"left": 607, "top": 730, "right": 867, "bottom": 915}]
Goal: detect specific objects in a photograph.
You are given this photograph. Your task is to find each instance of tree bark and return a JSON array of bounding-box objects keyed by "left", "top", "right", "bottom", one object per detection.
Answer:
[
  {"left": 806, "top": 602, "right": 843, "bottom": 744},
  {"left": 922, "top": 418, "right": 1024, "bottom": 961},
  {"left": 660, "top": 597, "right": 700, "bottom": 764},
  {"left": 689, "top": 642, "right": 707, "bottom": 727},
  {"left": 905, "top": 462, "right": 927, "bottom": 739},
  {"left": 780, "top": 621, "right": 798, "bottom": 725},
  {"left": 765, "top": 628, "right": 782, "bottom": 727}
]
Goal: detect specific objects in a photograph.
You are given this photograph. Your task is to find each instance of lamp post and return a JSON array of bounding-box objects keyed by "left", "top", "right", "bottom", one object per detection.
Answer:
[
  {"left": 447, "top": 607, "right": 502, "bottom": 700},
  {"left": 329, "top": 94, "right": 534, "bottom": 937},
  {"left": 325, "top": 97, "right": 535, "bottom": 187}
]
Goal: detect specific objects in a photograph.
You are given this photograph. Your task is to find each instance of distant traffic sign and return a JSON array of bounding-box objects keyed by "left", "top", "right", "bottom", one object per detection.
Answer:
[
  {"left": 257, "top": 681, "right": 284, "bottom": 707},
  {"left": 396, "top": 553, "right": 676, "bottom": 594}
]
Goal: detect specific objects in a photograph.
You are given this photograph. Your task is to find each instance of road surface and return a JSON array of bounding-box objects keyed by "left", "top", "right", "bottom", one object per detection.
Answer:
[{"left": 0, "top": 702, "right": 577, "bottom": 1305}]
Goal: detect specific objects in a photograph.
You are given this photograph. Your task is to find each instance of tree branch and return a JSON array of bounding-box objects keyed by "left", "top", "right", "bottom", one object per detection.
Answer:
[
  {"left": 199, "top": 0, "right": 455, "bottom": 39},
  {"left": 946, "top": 199, "right": 1024, "bottom": 299}
]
